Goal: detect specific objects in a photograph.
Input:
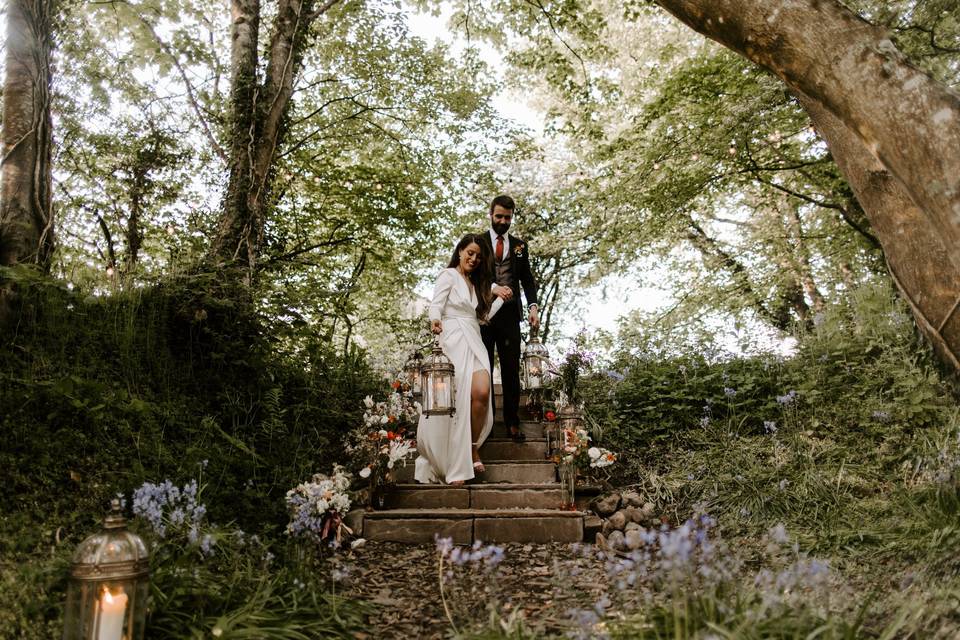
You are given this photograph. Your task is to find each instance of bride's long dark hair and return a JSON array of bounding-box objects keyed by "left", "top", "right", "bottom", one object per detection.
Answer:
[{"left": 447, "top": 234, "right": 494, "bottom": 320}]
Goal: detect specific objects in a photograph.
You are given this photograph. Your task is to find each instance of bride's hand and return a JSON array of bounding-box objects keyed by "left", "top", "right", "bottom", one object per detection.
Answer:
[{"left": 431, "top": 319, "right": 443, "bottom": 334}]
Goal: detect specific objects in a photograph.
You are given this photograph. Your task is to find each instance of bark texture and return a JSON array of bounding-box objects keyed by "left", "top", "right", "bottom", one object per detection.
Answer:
[
  {"left": 798, "top": 93, "right": 960, "bottom": 371},
  {"left": 209, "top": 0, "right": 340, "bottom": 277},
  {"left": 657, "top": 0, "right": 960, "bottom": 373},
  {"left": 0, "top": 0, "right": 56, "bottom": 270}
]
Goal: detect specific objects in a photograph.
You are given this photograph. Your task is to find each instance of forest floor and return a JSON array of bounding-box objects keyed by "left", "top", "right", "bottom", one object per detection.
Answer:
[{"left": 338, "top": 540, "right": 624, "bottom": 638}]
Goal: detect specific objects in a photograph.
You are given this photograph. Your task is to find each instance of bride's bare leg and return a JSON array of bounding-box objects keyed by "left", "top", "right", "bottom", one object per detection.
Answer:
[{"left": 471, "top": 370, "right": 489, "bottom": 468}]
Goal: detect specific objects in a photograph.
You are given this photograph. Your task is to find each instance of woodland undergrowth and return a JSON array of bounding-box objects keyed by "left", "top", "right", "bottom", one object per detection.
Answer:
[
  {"left": 0, "top": 269, "right": 379, "bottom": 638},
  {"left": 3, "top": 275, "right": 960, "bottom": 638}
]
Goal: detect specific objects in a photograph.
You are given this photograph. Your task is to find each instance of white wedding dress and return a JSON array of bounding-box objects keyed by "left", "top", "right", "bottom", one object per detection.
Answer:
[{"left": 415, "top": 268, "right": 502, "bottom": 484}]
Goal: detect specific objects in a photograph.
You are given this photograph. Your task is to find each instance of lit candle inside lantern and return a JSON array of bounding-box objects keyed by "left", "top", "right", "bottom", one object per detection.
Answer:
[
  {"left": 96, "top": 587, "right": 127, "bottom": 640},
  {"left": 434, "top": 380, "right": 447, "bottom": 406}
]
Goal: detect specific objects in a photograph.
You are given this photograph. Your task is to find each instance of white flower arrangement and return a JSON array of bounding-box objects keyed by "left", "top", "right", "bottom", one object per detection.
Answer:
[
  {"left": 347, "top": 385, "right": 419, "bottom": 489},
  {"left": 285, "top": 464, "right": 354, "bottom": 545},
  {"left": 588, "top": 446, "right": 617, "bottom": 468}
]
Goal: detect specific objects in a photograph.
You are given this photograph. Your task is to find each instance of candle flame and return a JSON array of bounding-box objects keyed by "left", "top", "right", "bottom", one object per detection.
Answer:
[{"left": 101, "top": 585, "right": 125, "bottom": 603}]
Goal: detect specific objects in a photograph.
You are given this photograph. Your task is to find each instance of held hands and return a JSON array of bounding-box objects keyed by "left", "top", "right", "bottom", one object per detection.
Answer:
[
  {"left": 493, "top": 285, "right": 513, "bottom": 301},
  {"left": 431, "top": 319, "right": 443, "bottom": 334}
]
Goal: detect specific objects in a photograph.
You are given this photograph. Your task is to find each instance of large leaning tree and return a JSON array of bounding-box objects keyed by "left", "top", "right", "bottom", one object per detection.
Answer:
[
  {"left": 654, "top": 0, "right": 960, "bottom": 372},
  {"left": 435, "top": 0, "right": 960, "bottom": 373}
]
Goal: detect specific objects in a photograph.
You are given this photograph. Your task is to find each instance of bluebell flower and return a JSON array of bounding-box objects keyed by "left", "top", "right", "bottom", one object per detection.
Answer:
[
  {"left": 776, "top": 390, "right": 798, "bottom": 406},
  {"left": 200, "top": 534, "right": 215, "bottom": 557}
]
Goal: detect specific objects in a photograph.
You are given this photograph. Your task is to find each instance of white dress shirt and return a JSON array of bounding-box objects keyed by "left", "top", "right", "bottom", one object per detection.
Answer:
[{"left": 489, "top": 229, "right": 510, "bottom": 260}]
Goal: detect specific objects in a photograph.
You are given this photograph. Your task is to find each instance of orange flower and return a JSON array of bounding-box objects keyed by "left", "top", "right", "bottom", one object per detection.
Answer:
[
  {"left": 387, "top": 431, "right": 396, "bottom": 440},
  {"left": 391, "top": 380, "right": 401, "bottom": 390},
  {"left": 388, "top": 415, "right": 396, "bottom": 423}
]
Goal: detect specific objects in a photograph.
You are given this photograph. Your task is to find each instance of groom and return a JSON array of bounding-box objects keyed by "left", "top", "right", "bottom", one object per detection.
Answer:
[{"left": 479, "top": 195, "right": 539, "bottom": 442}]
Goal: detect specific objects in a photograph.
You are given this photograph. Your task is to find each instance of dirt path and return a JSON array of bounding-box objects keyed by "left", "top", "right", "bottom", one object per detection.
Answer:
[{"left": 337, "top": 541, "right": 623, "bottom": 638}]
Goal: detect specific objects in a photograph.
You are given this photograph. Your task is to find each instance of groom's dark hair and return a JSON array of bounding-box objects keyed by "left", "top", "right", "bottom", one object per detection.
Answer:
[{"left": 489, "top": 194, "right": 516, "bottom": 214}]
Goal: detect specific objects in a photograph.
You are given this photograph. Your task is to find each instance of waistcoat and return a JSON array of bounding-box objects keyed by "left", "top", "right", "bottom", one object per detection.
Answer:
[{"left": 495, "top": 253, "right": 515, "bottom": 289}]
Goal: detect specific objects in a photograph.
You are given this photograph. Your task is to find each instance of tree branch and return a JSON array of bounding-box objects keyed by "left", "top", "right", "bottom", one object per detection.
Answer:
[{"left": 137, "top": 15, "right": 227, "bottom": 162}]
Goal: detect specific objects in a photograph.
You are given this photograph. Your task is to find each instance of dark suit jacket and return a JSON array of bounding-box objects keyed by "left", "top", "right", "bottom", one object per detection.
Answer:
[{"left": 479, "top": 232, "right": 539, "bottom": 322}]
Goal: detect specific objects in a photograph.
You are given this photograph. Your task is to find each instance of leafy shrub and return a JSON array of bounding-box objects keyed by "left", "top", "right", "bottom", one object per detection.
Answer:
[{"left": 0, "top": 272, "right": 382, "bottom": 636}]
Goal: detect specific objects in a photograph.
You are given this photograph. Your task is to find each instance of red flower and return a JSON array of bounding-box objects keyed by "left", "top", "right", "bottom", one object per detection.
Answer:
[
  {"left": 387, "top": 431, "right": 396, "bottom": 440},
  {"left": 391, "top": 380, "right": 401, "bottom": 390},
  {"left": 545, "top": 411, "right": 556, "bottom": 422}
]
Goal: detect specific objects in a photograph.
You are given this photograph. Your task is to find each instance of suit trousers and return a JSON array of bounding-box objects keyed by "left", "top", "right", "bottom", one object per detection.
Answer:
[{"left": 481, "top": 303, "right": 522, "bottom": 428}]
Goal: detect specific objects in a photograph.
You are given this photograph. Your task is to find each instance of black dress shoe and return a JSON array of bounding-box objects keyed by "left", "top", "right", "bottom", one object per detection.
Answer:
[{"left": 509, "top": 426, "right": 526, "bottom": 442}]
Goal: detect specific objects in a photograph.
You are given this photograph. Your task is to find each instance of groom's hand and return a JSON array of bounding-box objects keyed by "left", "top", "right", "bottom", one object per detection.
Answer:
[
  {"left": 528, "top": 306, "right": 540, "bottom": 329},
  {"left": 493, "top": 285, "right": 513, "bottom": 301},
  {"left": 431, "top": 319, "right": 443, "bottom": 334}
]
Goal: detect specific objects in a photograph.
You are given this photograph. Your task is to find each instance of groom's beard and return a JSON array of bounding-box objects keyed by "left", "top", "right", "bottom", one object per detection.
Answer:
[{"left": 491, "top": 222, "right": 510, "bottom": 236}]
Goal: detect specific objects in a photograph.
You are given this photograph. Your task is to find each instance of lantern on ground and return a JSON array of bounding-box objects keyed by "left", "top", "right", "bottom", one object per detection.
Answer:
[
  {"left": 402, "top": 350, "right": 423, "bottom": 400},
  {"left": 522, "top": 329, "right": 550, "bottom": 390},
  {"left": 557, "top": 403, "right": 584, "bottom": 431},
  {"left": 555, "top": 403, "right": 584, "bottom": 448},
  {"left": 420, "top": 337, "right": 455, "bottom": 417},
  {"left": 63, "top": 500, "right": 149, "bottom": 640}
]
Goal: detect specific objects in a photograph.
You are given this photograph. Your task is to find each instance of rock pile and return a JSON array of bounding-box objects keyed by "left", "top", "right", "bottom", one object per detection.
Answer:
[{"left": 588, "top": 490, "right": 661, "bottom": 552}]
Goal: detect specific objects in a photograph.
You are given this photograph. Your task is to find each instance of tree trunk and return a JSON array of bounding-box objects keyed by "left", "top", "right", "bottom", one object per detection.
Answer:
[
  {"left": 0, "top": 0, "right": 56, "bottom": 270},
  {"left": 797, "top": 92, "right": 960, "bottom": 371},
  {"left": 783, "top": 204, "right": 825, "bottom": 314},
  {"left": 209, "top": 0, "right": 262, "bottom": 273},
  {"left": 656, "top": 0, "right": 960, "bottom": 373},
  {"left": 209, "top": 0, "right": 339, "bottom": 279},
  {"left": 685, "top": 217, "right": 791, "bottom": 330}
]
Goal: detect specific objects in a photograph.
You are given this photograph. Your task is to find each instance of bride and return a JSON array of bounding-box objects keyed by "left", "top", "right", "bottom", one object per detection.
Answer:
[{"left": 415, "top": 234, "right": 503, "bottom": 485}]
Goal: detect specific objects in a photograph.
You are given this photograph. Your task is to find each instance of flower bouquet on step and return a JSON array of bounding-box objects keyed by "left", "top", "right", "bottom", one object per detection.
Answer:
[
  {"left": 285, "top": 464, "right": 354, "bottom": 548},
  {"left": 345, "top": 385, "right": 419, "bottom": 508}
]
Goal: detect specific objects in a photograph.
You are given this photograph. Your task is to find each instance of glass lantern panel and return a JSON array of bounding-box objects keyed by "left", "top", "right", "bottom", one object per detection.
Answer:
[
  {"left": 63, "top": 578, "right": 149, "bottom": 640},
  {"left": 411, "top": 368, "right": 422, "bottom": 395},
  {"left": 431, "top": 375, "right": 453, "bottom": 411},
  {"left": 404, "top": 365, "right": 417, "bottom": 390},
  {"left": 525, "top": 355, "right": 545, "bottom": 389},
  {"left": 422, "top": 372, "right": 453, "bottom": 412}
]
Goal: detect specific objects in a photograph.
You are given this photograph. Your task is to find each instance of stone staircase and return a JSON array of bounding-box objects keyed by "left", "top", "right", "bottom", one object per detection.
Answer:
[{"left": 361, "top": 388, "right": 596, "bottom": 544}]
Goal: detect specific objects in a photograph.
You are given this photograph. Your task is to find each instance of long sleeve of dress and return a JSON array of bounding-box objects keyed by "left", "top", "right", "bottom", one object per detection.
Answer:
[
  {"left": 486, "top": 296, "right": 504, "bottom": 321},
  {"left": 428, "top": 269, "right": 454, "bottom": 322}
]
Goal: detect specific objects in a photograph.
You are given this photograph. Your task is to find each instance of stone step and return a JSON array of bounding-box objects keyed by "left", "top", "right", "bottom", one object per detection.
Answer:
[
  {"left": 494, "top": 385, "right": 554, "bottom": 399},
  {"left": 363, "top": 508, "right": 585, "bottom": 544},
  {"left": 494, "top": 408, "right": 540, "bottom": 421},
  {"left": 479, "top": 460, "right": 556, "bottom": 484},
  {"left": 384, "top": 483, "right": 563, "bottom": 510},
  {"left": 490, "top": 420, "right": 544, "bottom": 439},
  {"left": 389, "top": 460, "right": 555, "bottom": 484},
  {"left": 479, "top": 438, "right": 547, "bottom": 460}
]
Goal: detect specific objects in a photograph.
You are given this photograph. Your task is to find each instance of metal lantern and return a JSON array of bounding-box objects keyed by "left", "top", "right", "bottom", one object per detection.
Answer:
[
  {"left": 63, "top": 500, "right": 150, "bottom": 640},
  {"left": 522, "top": 329, "right": 550, "bottom": 390},
  {"left": 556, "top": 403, "right": 584, "bottom": 439},
  {"left": 420, "top": 336, "right": 455, "bottom": 417},
  {"left": 402, "top": 350, "right": 423, "bottom": 400}
]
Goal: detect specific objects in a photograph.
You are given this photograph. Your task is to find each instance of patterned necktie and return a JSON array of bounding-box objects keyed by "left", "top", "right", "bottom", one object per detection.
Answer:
[{"left": 495, "top": 235, "right": 504, "bottom": 262}]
